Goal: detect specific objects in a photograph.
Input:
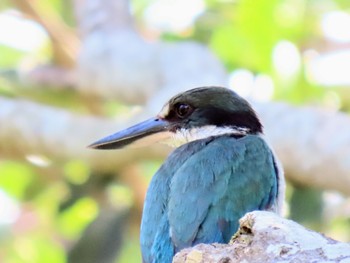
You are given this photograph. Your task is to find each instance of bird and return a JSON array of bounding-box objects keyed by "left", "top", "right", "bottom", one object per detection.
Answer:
[{"left": 89, "top": 86, "right": 284, "bottom": 263}]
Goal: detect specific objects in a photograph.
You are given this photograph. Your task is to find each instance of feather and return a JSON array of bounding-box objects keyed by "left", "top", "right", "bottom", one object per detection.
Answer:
[{"left": 140, "top": 134, "right": 280, "bottom": 263}]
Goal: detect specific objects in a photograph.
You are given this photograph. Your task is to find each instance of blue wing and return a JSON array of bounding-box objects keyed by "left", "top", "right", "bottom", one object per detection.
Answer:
[
  {"left": 168, "top": 135, "right": 278, "bottom": 250},
  {"left": 140, "top": 134, "right": 279, "bottom": 262},
  {"left": 140, "top": 139, "right": 207, "bottom": 263}
]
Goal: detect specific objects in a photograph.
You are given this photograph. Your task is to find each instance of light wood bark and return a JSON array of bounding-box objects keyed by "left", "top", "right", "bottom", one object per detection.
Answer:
[{"left": 173, "top": 211, "right": 350, "bottom": 263}]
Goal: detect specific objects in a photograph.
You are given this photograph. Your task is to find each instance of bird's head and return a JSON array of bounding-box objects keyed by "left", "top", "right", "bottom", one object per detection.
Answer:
[{"left": 89, "top": 86, "right": 262, "bottom": 149}]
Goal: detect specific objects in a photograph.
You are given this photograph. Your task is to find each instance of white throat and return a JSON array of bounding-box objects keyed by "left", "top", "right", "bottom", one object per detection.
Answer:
[{"left": 164, "top": 125, "right": 250, "bottom": 147}]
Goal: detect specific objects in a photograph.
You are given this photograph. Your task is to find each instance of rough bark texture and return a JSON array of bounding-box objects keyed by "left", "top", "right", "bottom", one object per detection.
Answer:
[{"left": 173, "top": 211, "right": 350, "bottom": 263}]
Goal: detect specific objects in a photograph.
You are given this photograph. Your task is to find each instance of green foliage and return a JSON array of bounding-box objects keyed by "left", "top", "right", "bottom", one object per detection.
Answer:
[
  {"left": 329, "top": 217, "right": 350, "bottom": 242},
  {"left": 0, "top": 0, "right": 11, "bottom": 10},
  {"left": 0, "top": 161, "right": 34, "bottom": 199},
  {"left": 0, "top": 45, "right": 25, "bottom": 67},
  {"left": 0, "top": 162, "right": 66, "bottom": 263},
  {"left": 58, "top": 197, "right": 98, "bottom": 239},
  {"left": 6, "top": 235, "right": 65, "bottom": 263},
  {"left": 117, "top": 233, "right": 142, "bottom": 263},
  {"left": 190, "top": 0, "right": 350, "bottom": 107},
  {"left": 289, "top": 185, "right": 324, "bottom": 231},
  {"left": 211, "top": 0, "right": 281, "bottom": 71},
  {"left": 64, "top": 160, "right": 90, "bottom": 185}
]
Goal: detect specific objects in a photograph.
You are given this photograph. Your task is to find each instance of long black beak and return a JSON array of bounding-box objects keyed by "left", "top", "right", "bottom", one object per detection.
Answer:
[{"left": 88, "top": 118, "right": 171, "bottom": 150}]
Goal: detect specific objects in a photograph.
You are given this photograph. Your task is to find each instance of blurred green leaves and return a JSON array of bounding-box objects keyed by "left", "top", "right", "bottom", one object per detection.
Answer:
[
  {"left": 195, "top": 0, "right": 307, "bottom": 72},
  {"left": 64, "top": 161, "right": 90, "bottom": 185},
  {"left": 8, "top": 235, "right": 65, "bottom": 263},
  {"left": 211, "top": 0, "right": 281, "bottom": 71},
  {"left": 59, "top": 197, "right": 98, "bottom": 239},
  {"left": 0, "top": 161, "right": 34, "bottom": 199},
  {"left": 0, "top": 45, "right": 25, "bottom": 67}
]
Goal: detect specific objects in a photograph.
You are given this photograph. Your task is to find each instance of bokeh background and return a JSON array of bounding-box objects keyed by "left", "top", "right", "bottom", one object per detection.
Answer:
[{"left": 0, "top": 0, "right": 350, "bottom": 262}]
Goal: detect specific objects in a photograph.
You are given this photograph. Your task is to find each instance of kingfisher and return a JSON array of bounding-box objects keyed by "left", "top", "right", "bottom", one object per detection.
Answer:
[{"left": 89, "top": 86, "right": 284, "bottom": 263}]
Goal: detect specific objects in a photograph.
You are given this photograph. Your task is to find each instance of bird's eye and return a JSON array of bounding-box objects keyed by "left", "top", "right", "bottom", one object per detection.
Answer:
[{"left": 175, "top": 103, "right": 192, "bottom": 118}]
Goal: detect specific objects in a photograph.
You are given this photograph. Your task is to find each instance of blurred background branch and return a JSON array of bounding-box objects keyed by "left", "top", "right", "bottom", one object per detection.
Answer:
[
  {"left": 0, "top": 0, "right": 350, "bottom": 262},
  {"left": 11, "top": 0, "right": 79, "bottom": 67},
  {"left": 1, "top": 96, "right": 350, "bottom": 195}
]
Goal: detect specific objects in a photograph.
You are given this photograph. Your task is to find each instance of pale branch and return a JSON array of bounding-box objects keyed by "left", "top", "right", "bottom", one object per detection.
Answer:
[
  {"left": 173, "top": 211, "right": 350, "bottom": 263},
  {"left": 11, "top": 0, "right": 226, "bottom": 104},
  {"left": 254, "top": 102, "right": 350, "bottom": 195},
  {"left": 0, "top": 97, "right": 350, "bottom": 196},
  {"left": 11, "top": 0, "right": 79, "bottom": 68},
  {"left": 0, "top": 96, "right": 169, "bottom": 171},
  {"left": 73, "top": 0, "right": 227, "bottom": 105}
]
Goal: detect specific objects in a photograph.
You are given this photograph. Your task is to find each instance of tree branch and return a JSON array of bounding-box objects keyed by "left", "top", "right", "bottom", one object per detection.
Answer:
[
  {"left": 72, "top": 0, "right": 226, "bottom": 104},
  {"left": 0, "top": 97, "right": 350, "bottom": 196},
  {"left": 173, "top": 211, "right": 350, "bottom": 262},
  {"left": 254, "top": 102, "right": 350, "bottom": 195},
  {"left": 0, "top": 96, "right": 169, "bottom": 170},
  {"left": 11, "top": 0, "right": 79, "bottom": 67}
]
